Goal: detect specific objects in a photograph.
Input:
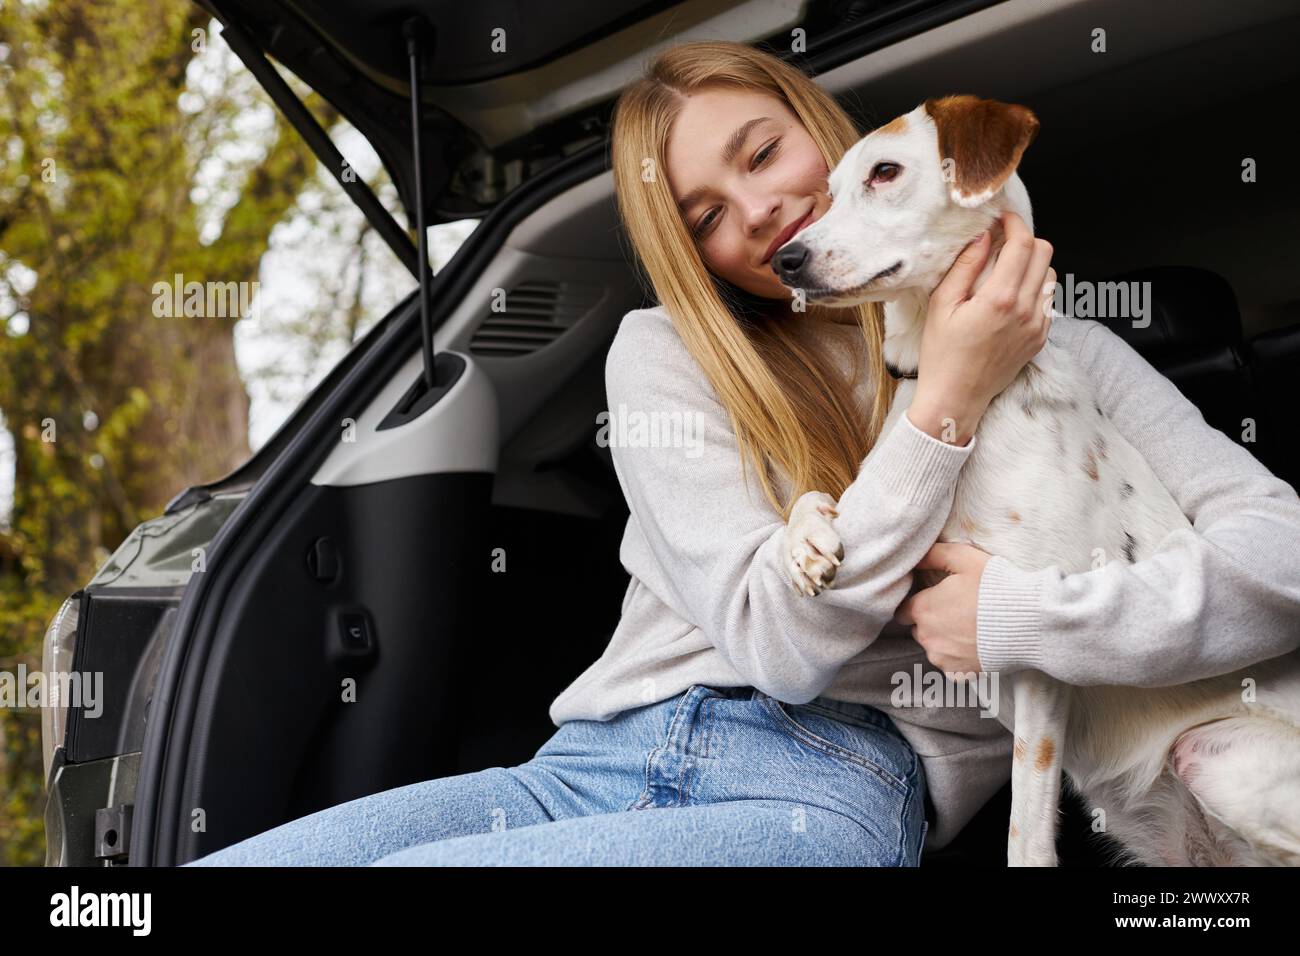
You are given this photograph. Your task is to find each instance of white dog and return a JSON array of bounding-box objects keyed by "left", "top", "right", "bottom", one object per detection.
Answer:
[{"left": 772, "top": 95, "right": 1300, "bottom": 866}]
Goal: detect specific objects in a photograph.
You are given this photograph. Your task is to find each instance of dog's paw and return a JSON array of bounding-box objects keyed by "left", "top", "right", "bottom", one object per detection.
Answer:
[{"left": 785, "top": 491, "right": 844, "bottom": 596}]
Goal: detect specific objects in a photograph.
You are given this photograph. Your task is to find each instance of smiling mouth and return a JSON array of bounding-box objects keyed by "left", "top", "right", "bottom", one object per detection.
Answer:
[
  {"left": 800, "top": 260, "right": 904, "bottom": 300},
  {"left": 761, "top": 208, "right": 815, "bottom": 265}
]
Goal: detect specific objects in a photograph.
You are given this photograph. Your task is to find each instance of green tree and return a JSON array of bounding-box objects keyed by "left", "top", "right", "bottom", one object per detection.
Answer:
[{"left": 0, "top": 0, "right": 338, "bottom": 864}]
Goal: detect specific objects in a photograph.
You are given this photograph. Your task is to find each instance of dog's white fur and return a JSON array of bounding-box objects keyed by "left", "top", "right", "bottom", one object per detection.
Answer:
[{"left": 778, "top": 97, "right": 1300, "bottom": 866}]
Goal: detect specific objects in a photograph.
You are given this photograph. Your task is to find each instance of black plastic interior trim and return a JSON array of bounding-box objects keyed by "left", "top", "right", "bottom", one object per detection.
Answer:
[{"left": 174, "top": 473, "right": 488, "bottom": 863}]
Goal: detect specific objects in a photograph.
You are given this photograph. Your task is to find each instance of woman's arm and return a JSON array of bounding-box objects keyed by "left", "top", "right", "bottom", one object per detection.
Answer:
[
  {"left": 975, "top": 315, "right": 1300, "bottom": 686},
  {"left": 604, "top": 309, "right": 975, "bottom": 704}
]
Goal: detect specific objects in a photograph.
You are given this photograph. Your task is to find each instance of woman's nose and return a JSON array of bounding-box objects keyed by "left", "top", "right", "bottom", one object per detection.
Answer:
[{"left": 746, "top": 198, "right": 781, "bottom": 237}]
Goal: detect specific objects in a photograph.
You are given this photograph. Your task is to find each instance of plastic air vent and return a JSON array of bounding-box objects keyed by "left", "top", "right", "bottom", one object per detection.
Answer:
[{"left": 468, "top": 280, "right": 603, "bottom": 357}]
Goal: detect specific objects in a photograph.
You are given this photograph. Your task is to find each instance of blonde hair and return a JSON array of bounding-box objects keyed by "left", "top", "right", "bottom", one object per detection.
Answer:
[{"left": 611, "top": 40, "right": 897, "bottom": 521}]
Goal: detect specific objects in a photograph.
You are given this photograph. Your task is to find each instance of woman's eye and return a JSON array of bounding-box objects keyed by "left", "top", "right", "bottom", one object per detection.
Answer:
[
  {"left": 752, "top": 138, "right": 780, "bottom": 169},
  {"left": 869, "top": 161, "right": 900, "bottom": 184},
  {"left": 693, "top": 209, "right": 718, "bottom": 237}
]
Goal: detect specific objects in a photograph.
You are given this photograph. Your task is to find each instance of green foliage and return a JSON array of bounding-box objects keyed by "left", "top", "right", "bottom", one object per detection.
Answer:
[{"left": 0, "top": 0, "right": 331, "bottom": 865}]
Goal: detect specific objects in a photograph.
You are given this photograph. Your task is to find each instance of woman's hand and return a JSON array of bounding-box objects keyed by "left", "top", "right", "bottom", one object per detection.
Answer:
[
  {"left": 893, "top": 542, "right": 993, "bottom": 673},
  {"left": 907, "top": 210, "right": 1056, "bottom": 446}
]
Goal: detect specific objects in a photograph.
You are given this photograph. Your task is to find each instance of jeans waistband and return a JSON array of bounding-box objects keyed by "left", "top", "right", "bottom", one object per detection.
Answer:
[
  {"left": 717, "top": 685, "right": 899, "bottom": 736},
  {"left": 807, "top": 693, "right": 891, "bottom": 721}
]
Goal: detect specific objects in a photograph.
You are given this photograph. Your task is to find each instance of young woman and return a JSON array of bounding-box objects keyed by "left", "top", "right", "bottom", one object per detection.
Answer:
[{"left": 187, "top": 41, "right": 1300, "bottom": 867}]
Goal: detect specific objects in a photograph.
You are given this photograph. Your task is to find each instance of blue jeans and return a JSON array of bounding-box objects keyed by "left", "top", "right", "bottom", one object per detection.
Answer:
[{"left": 184, "top": 683, "right": 929, "bottom": 866}]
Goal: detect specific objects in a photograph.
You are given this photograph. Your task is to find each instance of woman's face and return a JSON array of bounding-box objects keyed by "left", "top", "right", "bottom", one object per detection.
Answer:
[{"left": 665, "top": 86, "right": 831, "bottom": 302}]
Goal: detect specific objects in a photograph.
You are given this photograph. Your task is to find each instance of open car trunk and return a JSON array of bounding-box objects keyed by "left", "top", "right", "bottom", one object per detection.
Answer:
[{"left": 103, "top": 0, "right": 1300, "bottom": 868}]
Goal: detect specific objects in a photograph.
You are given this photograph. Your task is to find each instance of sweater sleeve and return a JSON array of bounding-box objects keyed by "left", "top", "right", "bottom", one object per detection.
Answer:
[
  {"left": 976, "top": 315, "right": 1300, "bottom": 686},
  {"left": 604, "top": 311, "right": 974, "bottom": 704}
]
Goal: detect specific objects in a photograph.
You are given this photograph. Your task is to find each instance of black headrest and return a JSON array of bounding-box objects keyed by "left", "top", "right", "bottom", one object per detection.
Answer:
[{"left": 1070, "top": 266, "right": 1243, "bottom": 360}]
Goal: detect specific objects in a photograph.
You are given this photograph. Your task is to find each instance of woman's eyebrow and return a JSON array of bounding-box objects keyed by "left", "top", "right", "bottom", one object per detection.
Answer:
[{"left": 676, "top": 116, "right": 773, "bottom": 213}]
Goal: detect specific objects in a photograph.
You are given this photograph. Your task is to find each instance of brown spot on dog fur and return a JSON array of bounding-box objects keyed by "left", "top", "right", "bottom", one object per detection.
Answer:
[
  {"left": 1009, "top": 822, "right": 1019, "bottom": 838},
  {"left": 959, "top": 514, "right": 982, "bottom": 536},
  {"left": 877, "top": 114, "right": 909, "bottom": 135},
  {"left": 1035, "top": 737, "right": 1056, "bottom": 772},
  {"left": 1007, "top": 510, "right": 1021, "bottom": 523},
  {"left": 1014, "top": 736, "right": 1027, "bottom": 762},
  {"left": 1083, "top": 447, "right": 1099, "bottom": 480}
]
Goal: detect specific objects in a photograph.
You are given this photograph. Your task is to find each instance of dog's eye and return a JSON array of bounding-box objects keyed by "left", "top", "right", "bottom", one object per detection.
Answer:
[{"left": 868, "top": 162, "right": 900, "bottom": 184}]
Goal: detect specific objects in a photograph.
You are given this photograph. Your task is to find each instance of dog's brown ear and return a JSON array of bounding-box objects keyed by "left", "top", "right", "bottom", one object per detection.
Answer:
[{"left": 923, "top": 95, "right": 1039, "bottom": 207}]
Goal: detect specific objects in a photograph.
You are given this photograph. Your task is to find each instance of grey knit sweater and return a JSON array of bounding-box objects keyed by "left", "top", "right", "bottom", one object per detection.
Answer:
[{"left": 548, "top": 304, "right": 1300, "bottom": 851}]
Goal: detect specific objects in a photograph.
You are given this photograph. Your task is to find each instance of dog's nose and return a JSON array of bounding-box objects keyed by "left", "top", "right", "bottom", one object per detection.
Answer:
[{"left": 772, "top": 242, "right": 809, "bottom": 282}]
